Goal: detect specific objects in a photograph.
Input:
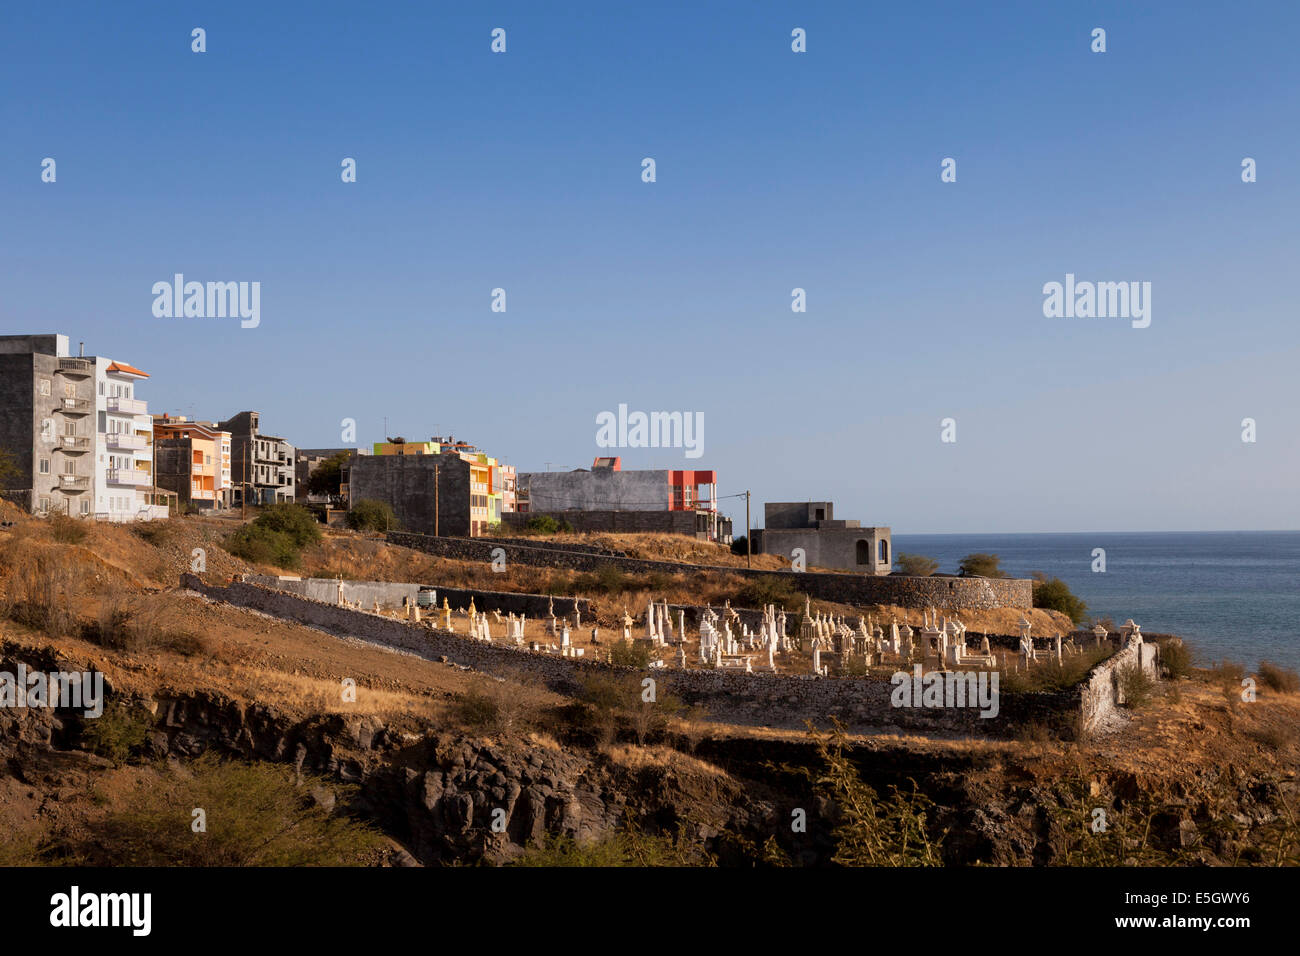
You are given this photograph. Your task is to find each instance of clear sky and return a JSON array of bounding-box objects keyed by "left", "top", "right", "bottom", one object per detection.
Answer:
[{"left": 2, "top": 1, "right": 1296, "bottom": 533}]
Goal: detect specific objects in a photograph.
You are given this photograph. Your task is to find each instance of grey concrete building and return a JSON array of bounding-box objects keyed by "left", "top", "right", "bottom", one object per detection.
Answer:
[
  {"left": 218, "top": 411, "right": 296, "bottom": 506},
  {"left": 515, "top": 458, "right": 727, "bottom": 541},
  {"left": 0, "top": 333, "right": 165, "bottom": 520},
  {"left": 752, "top": 501, "right": 891, "bottom": 574},
  {"left": 345, "top": 453, "right": 472, "bottom": 536}
]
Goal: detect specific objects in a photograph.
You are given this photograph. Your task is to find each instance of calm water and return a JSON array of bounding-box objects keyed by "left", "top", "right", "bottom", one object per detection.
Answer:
[{"left": 891, "top": 532, "right": 1300, "bottom": 670}]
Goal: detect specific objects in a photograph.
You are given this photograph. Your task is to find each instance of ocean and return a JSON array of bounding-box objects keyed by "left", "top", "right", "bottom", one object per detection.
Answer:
[{"left": 890, "top": 531, "right": 1300, "bottom": 671}]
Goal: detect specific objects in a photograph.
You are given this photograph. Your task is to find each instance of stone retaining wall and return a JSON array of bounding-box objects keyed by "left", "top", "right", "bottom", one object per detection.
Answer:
[
  {"left": 386, "top": 532, "right": 1033, "bottom": 611},
  {"left": 243, "top": 574, "right": 590, "bottom": 619}
]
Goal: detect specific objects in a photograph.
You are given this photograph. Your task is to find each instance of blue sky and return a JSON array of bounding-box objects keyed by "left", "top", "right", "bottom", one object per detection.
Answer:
[{"left": 2, "top": 1, "right": 1297, "bottom": 533}]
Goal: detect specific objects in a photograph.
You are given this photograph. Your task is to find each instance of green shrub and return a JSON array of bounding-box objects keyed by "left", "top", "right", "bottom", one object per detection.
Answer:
[
  {"left": 1031, "top": 573, "right": 1088, "bottom": 623},
  {"left": 785, "top": 720, "right": 945, "bottom": 866},
  {"left": 346, "top": 499, "right": 397, "bottom": 532},
  {"left": 224, "top": 524, "right": 300, "bottom": 568},
  {"left": 894, "top": 553, "right": 939, "bottom": 576},
  {"left": 54, "top": 754, "right": 384, "bottom": 866},
  {"left": 957, "top": 553, "right": 1004, "bottom": 578},
  {"left": 81, "top": 701, "right": 152, "bottom": 766},
  {"left": 513, "top": 820, "right": 713, "bottom": 867},
  {"left": 608, "top": 638, "right": 654, "bottom": 668},
  {"left": 526, "top": 515, "right": 560, "bottom": 534},
  {"left": 251, "top": 503, "right": 321, "bottom": 548},
  {"left": 736, "top": 575, "right": 798, "bottom": 610}
]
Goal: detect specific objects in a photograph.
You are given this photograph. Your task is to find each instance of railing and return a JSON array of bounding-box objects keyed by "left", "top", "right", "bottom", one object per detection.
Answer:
[
  {"left": 58, "top": 474, "right": 90, "bottom": 490},
  {"left": 57, "top": 358, "right": 93, "bottom": 375},
  {"left": 107, "top": 469, "right": 150, "bottom": 486},
  {"left": 106, "top": 396, "right": 146, "bottom": 415},
  {"left": 58, "top": 436, "right": 91, "bottom": 451},
  {"left": 106, "top": 433, "right": 146, "bottom": 450}
]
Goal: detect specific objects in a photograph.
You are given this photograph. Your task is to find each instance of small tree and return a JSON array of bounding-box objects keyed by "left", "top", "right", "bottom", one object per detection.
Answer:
[
  {"left": 957, "top": 553, "right": 1005, "bottom": 578},
  {"left": 306, "top": 451, "right": 351, "bottom": 496},
  {"left": 894, "top": 553, "right": 939, "bottom": 576},
  {"left": 1031, "top": 572, "right": 1088, "bottom": 623},
  {"left": 347, "top": 499, "right": 397, "bottom": 532}
]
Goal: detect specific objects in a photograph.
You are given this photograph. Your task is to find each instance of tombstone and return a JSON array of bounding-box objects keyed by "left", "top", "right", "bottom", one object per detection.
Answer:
[
  {"left": 561, "top": 623, "right": 571, "bottom": 648},
  {"left": 590, "top": 627, "right": 599, "bottom": 644},
  {"left": 677, "top": 646, "right": 687, "bottom": 669}
]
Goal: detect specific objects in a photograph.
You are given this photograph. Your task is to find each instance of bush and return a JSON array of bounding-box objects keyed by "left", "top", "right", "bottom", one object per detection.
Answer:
[
  {"left": 52, "top": 754, "right": 384, "bottom": 866},
  {"left": 735, "top": 576, "right": 798, "bottom": 610},
  {"left": 1118, "top": 663, "right": 1155, "bottom": 709},
  {"left": 894, "top": 553, "right": 938, "bottom": 576},
  {"left": 1258, "top": 661, "right": 1300, "bottom": 695},
  {"left": 729, "top": 535, "right": 748, "bottom": 557},
  {"left": 1031, "top": 573, "right": 1088, "bottom": 623},
  {"left": 1157, "top": 639, "right": 1192, "bottom": 680},
  {"left": 80, "top": 701, "right": 152, "bottom": 766},
  {"left": 224, "top": 524, "right": 300, "bottom": 568},
  {"left": 512, "top": 821, "right": 712, "bottom": 867},
  {"left": 526, "top": 515, "right": 560, "bottom": 534},
  {"left": 346, "top": 499, "right": 397, "bottom": 532},
  {"left": 251, "top": 503, "right": 321, "bottom": 549},
  {"left": 608, "top": 638, "right": 654, "bottom": 668},
  {"left": 958, "top": 553, "right": 1004, "bottom": 578}
]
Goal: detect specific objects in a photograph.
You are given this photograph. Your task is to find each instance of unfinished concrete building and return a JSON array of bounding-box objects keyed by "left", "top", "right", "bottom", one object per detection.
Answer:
[{"left": 751, "top": 501, "right": 891, "bottom": 574}]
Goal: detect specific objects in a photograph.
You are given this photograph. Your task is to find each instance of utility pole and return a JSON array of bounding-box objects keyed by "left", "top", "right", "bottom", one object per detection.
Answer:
[
  {"left": 434, "top": 464, "right": 440, "bottom": 536},
  {"left": 745, "top": 490, "right": 751, "bottom": 568}
]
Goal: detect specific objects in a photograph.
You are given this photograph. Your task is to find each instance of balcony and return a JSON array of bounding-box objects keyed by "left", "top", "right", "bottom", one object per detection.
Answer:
[
  {"left": 107, "top": 469, "right": 150, "bottom": 486},
  {"left": 107, "top": 396, "right": 147, "bottom": 415},
  {"left": 56, "top": 358, "right": 93, "bottom": 377},
  {"left": 106, "top": 432, "right": 146, "bottom": 450},
  {"left": 58, "top": 436, "right": 91, "bottom": 452},
  {"left": 58, "top": 474, "right": 90, "bottom": 491},
  {"left": 58, "top": 397, "right": 92, "bottom": 414}
]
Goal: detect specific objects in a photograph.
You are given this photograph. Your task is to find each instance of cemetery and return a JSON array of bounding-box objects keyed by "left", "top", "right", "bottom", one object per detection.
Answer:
[{"left": 182, "top": 571, "right": 1161, "bottom": 737}]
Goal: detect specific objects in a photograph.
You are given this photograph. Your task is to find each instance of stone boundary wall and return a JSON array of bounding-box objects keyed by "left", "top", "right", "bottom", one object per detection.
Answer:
[
  {"left": 386, "top": 532, "right": 1033, "bottom": 611},
  {"left": 243, "top": 574, "right": 589, "bottom": 619},
  {"left": 182, "top": 574, "right": 1114, "bottom": 739},
  {"left": 502, "top": 511, "right": 700, "bottom": 536},
  {"left": 1079, "top": 636, "right": 1160, "bottom": 732}
]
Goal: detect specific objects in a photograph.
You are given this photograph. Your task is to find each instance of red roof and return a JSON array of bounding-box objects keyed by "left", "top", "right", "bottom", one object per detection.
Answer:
[{"left": 107, "top": 361, "right": 149, "bottom": 377}]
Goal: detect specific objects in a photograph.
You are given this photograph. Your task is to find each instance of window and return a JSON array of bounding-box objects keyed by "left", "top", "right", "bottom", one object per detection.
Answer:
[
  {"left": 38, "top": 497, "right": 50, "bottom": 513},
  {"left": 815, "top": 508, "right": 825, "bottom": 521},
  {"left": 39, "top": 458, "right": 50, "bottom": 474},
  {"left": 98, "top": 382, "right": 105, "bottom": 395},
  {"left": 856, "top": 540, "right": 870, "bottom": 565},
  {"left": 80, "top": 500, "right": 89, "bottom": 515},
  {"left": 878, "top": 539, "right": 889, "bottom": 565},
  {"left": 39, "top": 379, "right": 50, "bottom": 396}
]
